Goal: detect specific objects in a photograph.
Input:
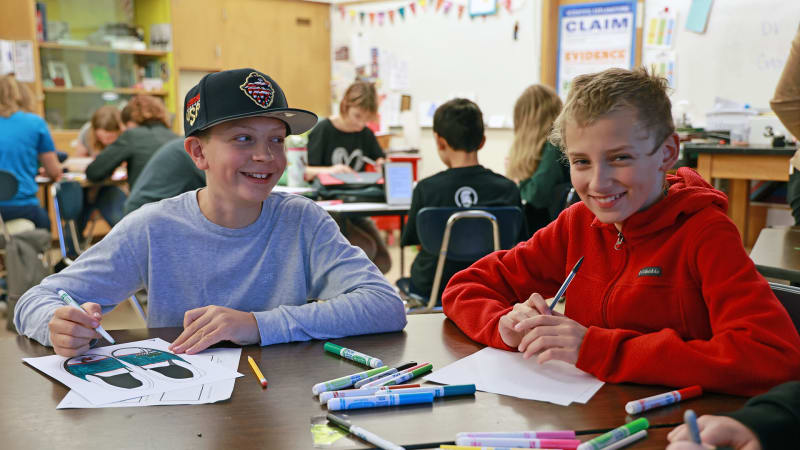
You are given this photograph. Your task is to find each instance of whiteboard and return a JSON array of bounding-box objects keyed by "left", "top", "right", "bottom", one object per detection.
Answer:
[
  {"left": 329, "top": 0, "right": 541, "bottom": 127},
  {"left": 644, "top": 0, "right": 800, "bottom": 124}
]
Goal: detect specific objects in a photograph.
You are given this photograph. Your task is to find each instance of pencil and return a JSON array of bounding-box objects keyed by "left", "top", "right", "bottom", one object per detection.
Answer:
[{"left": 247, "top": 356, "right": 268, "bottom": 388}]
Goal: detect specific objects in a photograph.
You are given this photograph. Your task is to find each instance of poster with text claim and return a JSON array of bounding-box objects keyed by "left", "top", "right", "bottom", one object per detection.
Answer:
[{"left": 557, "top": 1, "right": 637, "bottom": 96}]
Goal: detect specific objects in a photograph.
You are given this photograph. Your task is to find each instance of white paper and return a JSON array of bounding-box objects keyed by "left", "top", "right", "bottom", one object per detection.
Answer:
[
  {"left": 23, "top": 338, "right": 242, "bottom": 406},
  {"left": 13, "top": 40, "right": 35, "bottom": 82},
  {"left": 424, "top": 347, "right": 604, "bottom": 406},
  {"left": 0, "top": 40, "right": 14, "bottom": 76},
  {"left": 57, "top": 347, "right": 242, "bottom": 408}
]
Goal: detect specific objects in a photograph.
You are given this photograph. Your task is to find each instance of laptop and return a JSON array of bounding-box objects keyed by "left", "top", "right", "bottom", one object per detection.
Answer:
[{"left": 383, "top": 162, "right": 414, "bottom": 205}]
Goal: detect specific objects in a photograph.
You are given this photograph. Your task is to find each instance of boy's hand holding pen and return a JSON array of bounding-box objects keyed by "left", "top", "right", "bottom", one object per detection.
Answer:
[{"left": 49, "top": 291, "right": 109, "bottom": 357}]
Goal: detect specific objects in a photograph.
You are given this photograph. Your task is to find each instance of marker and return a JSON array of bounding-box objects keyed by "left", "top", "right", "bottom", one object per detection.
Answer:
[
  {"left": 327, "top": 392, "right": 435, "bottom": 410},
  {"left": 454, "top": 437, "right": 580, "bottom": 449},
  {"left": 319, "top": 383, "right": 422, "bottom": 404},
  {"left": 625, "top": 385, "right": 702, "bottom": 414},
  {"left": 441, "top": 446, "right": 539, "bottom": 450},
  {"left": 367, "top": 384, "right": 476, "bottom": 399},
  {"left": 576, "top": 418, "right": 649, "bottom": 450},
  {"left": 379, "top": 363, "right": 433, "bottom": 386},
  {"left": 685, "top": 409, "right": 701, "bottom": 444},
  {"left": 602, "top": 430, "right": 647, "bottom": 450},
  {"left": 312, "top": 366, "right": 390, "bottom": 395},
  {"left": 456, "top": 431, "right": 576, "bottom": 440},
  {"left": 354, "top": 361, "right": 417, "bottom": 388},
  {"left": 57, "top": 289, "right": 115, "bottom": 344},
  {"left": 323, "top": 342, "right": 384, "bottom": 368},
  {"left": 327, "top": 412, "right": 405, "bottom": 450},
  {"left": 549, "top": 256, "right": 584, "bottom": 310},
  {"left": 360, "top": 362, "right": 428, "bottom": 388},
  {"left": 247, "top": 356, "right": 268, "bottom": 388}
]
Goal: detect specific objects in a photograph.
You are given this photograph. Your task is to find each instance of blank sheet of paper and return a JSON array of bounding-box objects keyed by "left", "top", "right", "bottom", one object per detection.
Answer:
[{"left": 424, "top": 347, "right": 604, "bottom": 406}]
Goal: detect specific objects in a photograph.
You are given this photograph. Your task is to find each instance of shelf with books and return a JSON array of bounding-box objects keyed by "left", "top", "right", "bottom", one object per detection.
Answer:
[
  {"left": 43, "top": 86, "right": 168, "bottom": 96},
  {"left": 38, "top": 41, "right": 168, "bottom": 57}
]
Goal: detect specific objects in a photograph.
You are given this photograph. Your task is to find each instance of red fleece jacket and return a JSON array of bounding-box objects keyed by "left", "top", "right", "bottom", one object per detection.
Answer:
[{"left": 442, "top": 168, "right": 800, "bottom": 396}]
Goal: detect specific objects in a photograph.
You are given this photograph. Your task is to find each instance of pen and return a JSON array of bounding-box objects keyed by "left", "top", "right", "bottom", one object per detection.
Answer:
[
  {"left": 685, "top": 409, "right": 701, "bottom": 444},
  {"left": 327, "top": 412, "right": 405, "bottom": 450},
  {"left": 247, "top": 356, "right": 268, "bottom": 388},
  {"left": 57, "top": 289, "right": 115, "bottom": 344},
  {"left": 549, "top": 256, "right": 584, "bottom": 310}
]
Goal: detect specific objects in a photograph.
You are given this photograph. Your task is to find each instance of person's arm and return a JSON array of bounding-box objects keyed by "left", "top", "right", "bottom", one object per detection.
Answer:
[
  {"left": 519, "top": 142, "right": 569, "bottom": 210},
  {"left": 38, "top": 151, "right": 62, "bottom": 181},
  {"left": 33, "top": 117, "right": 61, "bottom": 180},
  {"left": 250, "top": 208, "right": 407, "bottom": 345},
  {"left": 73, "top": 122, "right": 91, "bottom": 157},
  {"left": 85, "top": 130, "right": 132, "bottom": 181},
  {"left": 771, "top": 27, "right": 800, "bottom": 138},
  {"left": 574, "top": 217, "right": 800, "bottom": 396},
  {"left": 14, "top": 214, "right": 147, "bottom": 349},
  {"left": 400, "top": 182, "right": 424, "bottom": 247}
]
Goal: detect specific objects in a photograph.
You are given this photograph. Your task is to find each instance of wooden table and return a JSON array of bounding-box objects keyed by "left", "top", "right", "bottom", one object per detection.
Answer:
[
  {"left": 1, "top": 315, "right": 746, "bottom": 449},
  {"left": 685, "top": 143, "right": 796, "bottom": 246},
  {"left": 750, "top": 226, "right": 800, "bottom": 283}
]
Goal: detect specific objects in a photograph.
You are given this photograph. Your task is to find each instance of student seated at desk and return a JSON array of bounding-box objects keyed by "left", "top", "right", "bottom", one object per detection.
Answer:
[
  {"left": 123, "top": 138, "right": 206, "bottom": 215},
  {"left": 506, "top": 85, "right": 571, "bottom": 235},
  {"left": 0, "top": 75, "right": 62, "bottom": 229},
  {"left": 14, "top": 68, "right": 407, "bottom": 357},
  {"left": 441, "top": 68, "right": 800, "bottom": 396},
  {"left": 772, "top": 26, "right": 800, "bottom": 225},
  {"left": 305, "top": 81, "right": 391, "bottom": 273},
  {"left": 401, "top": 98, "right": 521, "bottom": 303}
]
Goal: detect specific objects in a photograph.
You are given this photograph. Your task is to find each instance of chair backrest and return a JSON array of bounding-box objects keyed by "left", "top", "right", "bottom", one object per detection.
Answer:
[
  {"left": 770, "top": 282, "right": 800, "bottom": 334},
  {"left": 0, "top": 170, "right": 19, "bottom": 202},
  {"left": 416, "top": 206, "right": 524, "bottom": 262}
]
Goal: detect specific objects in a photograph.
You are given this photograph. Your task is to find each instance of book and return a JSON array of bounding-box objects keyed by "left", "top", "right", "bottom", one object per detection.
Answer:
[{"left": 90, "top": 65, "right": 114, "bottom": 90}]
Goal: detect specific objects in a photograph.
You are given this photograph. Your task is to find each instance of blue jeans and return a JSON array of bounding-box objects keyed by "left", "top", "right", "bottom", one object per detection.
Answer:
[
  {"left": 0, "top": 204, "right": 50, "bottom": 229},
  {"left": 65, "top": 186, "right": 126, "bottom": 257}
]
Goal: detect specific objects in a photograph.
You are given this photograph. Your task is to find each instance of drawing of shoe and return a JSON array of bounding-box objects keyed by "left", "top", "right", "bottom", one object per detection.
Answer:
[
  {"left": 112, "top": 347, "right": 204, "bottom": 382},
  {"left": 64, "top": 354, "right": 153, "bottom": 391}
]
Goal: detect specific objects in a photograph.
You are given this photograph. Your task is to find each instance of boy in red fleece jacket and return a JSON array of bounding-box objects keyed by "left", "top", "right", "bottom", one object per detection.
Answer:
[{"left": 441, "top": 68, "right": 800, "bottom": 396}]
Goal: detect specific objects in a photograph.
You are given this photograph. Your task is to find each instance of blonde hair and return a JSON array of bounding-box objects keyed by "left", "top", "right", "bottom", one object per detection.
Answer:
[
  {"left": 550, "top": 67, "right": 674, "bottom": 151},
  {"left": 339, "top": 81, "right": 378, "bottom": 116},
  {"left": 0, "top": 75, "right": 22, "bottom": 118},
  {"left": 88, "top": 105, "right": 123, "bottom": 152},
  {"left": 16, "top": 82, "right": 36, "bottom": 113},
  {"left": 127, "top": 95, "right": 170, "bottom": 127},
  {"left": 506, "top": 85, "right": 563, "bottom": 181}
]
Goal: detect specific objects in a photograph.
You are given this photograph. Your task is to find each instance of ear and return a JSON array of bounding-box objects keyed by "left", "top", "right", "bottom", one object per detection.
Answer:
[
  {"left": 184, "top": 137, "right": 210, "bottom": 171},
  {"left": 659, "top": 132, "right": 680, "bottom": 171},
  {"left": 476, "top": 136, "right": 486, "bottom": 151},
  {"left": 434, "top": 133, "right": 447, "bottom": 151}
]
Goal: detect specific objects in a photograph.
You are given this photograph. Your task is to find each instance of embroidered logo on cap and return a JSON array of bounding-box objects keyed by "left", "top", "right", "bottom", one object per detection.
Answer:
[
  {"left": 185, "top": 93, "right": 200, "bottom": 126},
  {"left": 239, "top": 72, "right": 274, "bottom": 109},
  {"left": 638, "top": 266, "right": 662, "bottom": 277}
]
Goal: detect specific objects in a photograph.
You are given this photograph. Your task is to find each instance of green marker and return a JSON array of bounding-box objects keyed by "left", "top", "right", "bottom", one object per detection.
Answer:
[
  {"left": 311, "top": 366, "right": 390, "bottom": 395},
  {"left": 323, "top": 342, "right": 384, "bottom": 368},
  {"left": 576, "top": 417, "right": 649, "bottom": 450}
]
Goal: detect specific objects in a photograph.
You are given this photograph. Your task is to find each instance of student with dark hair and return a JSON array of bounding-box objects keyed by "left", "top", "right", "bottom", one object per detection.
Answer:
[{"left": 400, "top": 98, "right": 521, "bottom": 303}]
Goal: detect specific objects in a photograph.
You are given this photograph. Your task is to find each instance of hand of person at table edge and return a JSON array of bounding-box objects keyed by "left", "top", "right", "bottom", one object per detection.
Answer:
[
  {"left": 498, "top": 292, "right": 553, "bottom": 348},
  {"left": 169, "top": 305, "right": 260, "bottom": 354},
  {"left": 513, "top": 302, "right": 587, "bottom": 365}
]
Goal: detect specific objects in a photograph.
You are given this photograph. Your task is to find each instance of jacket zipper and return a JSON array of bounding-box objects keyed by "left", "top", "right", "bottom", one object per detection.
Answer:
[{"left": 602, "top": 231, "right": 628, "bottom": 327}]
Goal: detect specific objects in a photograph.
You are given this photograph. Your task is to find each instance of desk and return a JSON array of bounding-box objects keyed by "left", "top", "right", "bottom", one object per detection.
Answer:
[
  {"left": 750, "top": 226, "right": 800, "bottom": 283},
  {"left": 2, "top": 315, "right": 746, "bottom": 449},
  {"left": 685, "top": 143, "right": 796, "bottom": 246}
]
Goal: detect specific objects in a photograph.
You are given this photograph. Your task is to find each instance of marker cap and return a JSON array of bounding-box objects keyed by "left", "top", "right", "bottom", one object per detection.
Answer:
[
  {"left": 442, "top": 384, "right": 477, "bottom": 397},
  {"left": 679, "top": 385, "right": 703, "bottom": 399}
]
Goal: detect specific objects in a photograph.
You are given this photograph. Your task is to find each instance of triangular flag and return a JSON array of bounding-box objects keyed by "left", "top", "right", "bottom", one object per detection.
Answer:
[
  {"left": 436, "top": 0, "right": 443, "bottom": 12},
  {"left": 350, "top": 10, "right": 356, "bottom": 21},
  {"left": 388, "top": 10, "right": 395, "bottom": 23},
  {"left": 360, "top": 11, "right": 366, "bottom": 23},
  {"left": 409, "top": 2, "right": 416, "bottom": 14},
  {"left": 458, "top": 4, "right": 465, "bottom": 19},
  {"left": 420, "top": 0, "right": 427, "bottom": 11},
  {"left": 378, "top": 11, "right": 385, "bottom": 26},
  {"left": 398, "top": 7, "right": 405, "bottom": 19},
  {"left": 443, "top": 1, "right": 452, "bottom": 14},
  {"left": 369, "top": 12, "right": 375, "bottom": 25},
  {"left": 338, "top": 5, "right": 345, "bottom": 19},
  {"left": 505, "top": 0, "right": 512, "bottom": 13}
]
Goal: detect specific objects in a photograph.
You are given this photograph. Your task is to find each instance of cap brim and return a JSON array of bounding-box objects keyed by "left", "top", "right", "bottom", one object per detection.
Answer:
[{"left": 196, "top": 108, "right": 318, "bottom": 136}]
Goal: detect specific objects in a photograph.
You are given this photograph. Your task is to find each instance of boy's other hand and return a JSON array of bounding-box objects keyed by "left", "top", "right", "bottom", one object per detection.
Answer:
[
  {"left": 328, "top": 164, "right": 356, "bottom": 174},
  {"left": 48, "top": 302, "right": 102, "bottom": 357},
  {"left": 667, "top": 416, "right": 761, "bottom": 450},
  {"left": 515, "top": 312, "right": 587, "bottom": 365},
  {"left": 169, "top": 305, "right": 260, "bottom": 354},
  {"left": 498, "top": 293, "right": 552, "bottom": 348}
]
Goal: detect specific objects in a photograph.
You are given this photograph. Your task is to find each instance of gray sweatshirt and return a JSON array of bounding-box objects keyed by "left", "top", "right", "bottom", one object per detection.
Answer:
[{"left": 15, "top": 190, "right": 407, "bottom": 346}]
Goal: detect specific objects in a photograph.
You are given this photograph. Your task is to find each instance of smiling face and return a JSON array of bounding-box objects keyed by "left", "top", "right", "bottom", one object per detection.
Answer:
[
  {"left": 565, "top": 107, "right": 678, "bottom": 230},
  {"left": 187, "top": 116, "right": 287, "bottom": 212}
]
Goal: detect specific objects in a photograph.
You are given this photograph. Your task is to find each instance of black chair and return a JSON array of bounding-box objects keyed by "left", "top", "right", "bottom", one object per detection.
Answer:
[
  {"left": 769, "top": 282, "right": 800, "bottom": 334},
  {"left": 399, "top": 206, "right": 524, "bottom": 313},
  {"left": 51, "top": 181, "right": 147, "bottom": 321}
]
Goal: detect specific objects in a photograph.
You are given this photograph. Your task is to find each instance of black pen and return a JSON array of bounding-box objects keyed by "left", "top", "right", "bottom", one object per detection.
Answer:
[{"left": 548, "top": 256, "right": 584, "bottom": 310}]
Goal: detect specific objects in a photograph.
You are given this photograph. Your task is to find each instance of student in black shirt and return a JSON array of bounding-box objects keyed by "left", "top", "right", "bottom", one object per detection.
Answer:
[{"left": 401, "top": 98, "right": 522, "bottom": 302}]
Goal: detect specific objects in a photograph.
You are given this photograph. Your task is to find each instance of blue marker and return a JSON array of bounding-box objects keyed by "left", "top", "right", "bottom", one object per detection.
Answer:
[
  {"left": 685, "top": 409, "right": 701, "bottom": 444},
  {"left": 57, "top": 289, "right": 115, "bottom": 344},
  {"left": 367, "top": 384, "right": 476, "bottom": 399},
  {"left": 327, "top": 392, "right": 434, "bottom": 411}
]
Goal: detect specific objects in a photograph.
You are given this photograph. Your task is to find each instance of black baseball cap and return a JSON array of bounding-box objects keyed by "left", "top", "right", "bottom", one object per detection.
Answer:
[{"left": 183, "top": 68, "right": 318, "bottom": 137}]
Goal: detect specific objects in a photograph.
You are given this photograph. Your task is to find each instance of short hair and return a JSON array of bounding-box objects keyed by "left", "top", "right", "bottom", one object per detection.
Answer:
[
  {"left": 550, "top": 67, "right": 674, "bottom": 151},
  {"left": 0, "top": 75, "right": 22, "bottom": 118},
  {"left": 126, "top": 95, "right": 170, "bottom": 127},
  {"left": 433, "top": 98, "right": 485, "bottom": 152},
  {"left": 339, "top": 81, "right": 378, "bottom": 115}
]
